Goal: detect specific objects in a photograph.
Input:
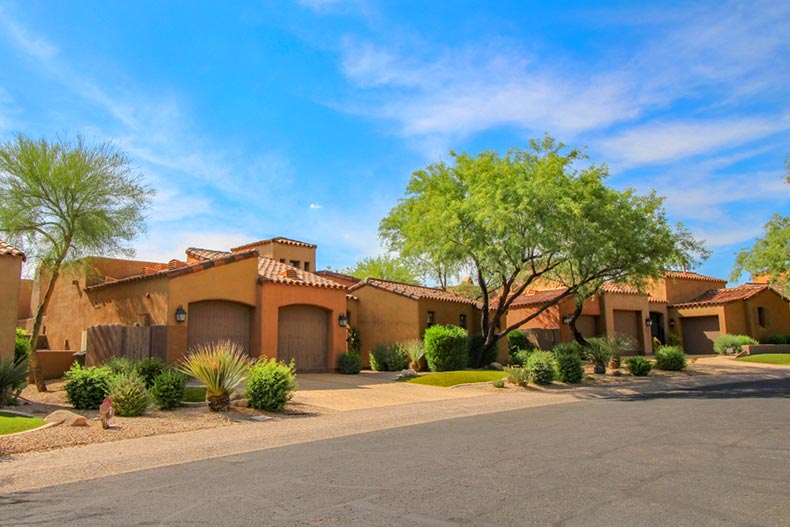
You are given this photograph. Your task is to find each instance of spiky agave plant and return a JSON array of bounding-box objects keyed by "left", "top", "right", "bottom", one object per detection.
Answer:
[{"left": 178, "top": 340, "right": 249, "bottom": 412}]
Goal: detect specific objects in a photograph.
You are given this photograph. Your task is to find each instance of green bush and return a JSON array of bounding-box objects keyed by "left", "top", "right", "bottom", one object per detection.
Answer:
[
  {"left": 503, "top": 366, "right": 529, "bottom": 386},
  {"left": 108, "top": 373, "right": 150, "bottom": 417},
  {"left": 134, "top": 357, "right": 166, "bottom": 388},
  {"left": 0, "top": 354, "right": 29, "bottom": 406},
  {"left": 526, "top": 351, "right": 556, "bottom": 385},
  {"left": 424, "top": 325, "right": 469, "bottom": 372},
  {"left": 64, "top": 364, "right": 113, "bottom": 409},
  {"left": 509, "top": 348, "right": 533, "bottom": 367},
  {"left": 626, "top": 356, "right": 652, "bottom": 376},
  {"left": 337, "top": 352, "right": 363, "bottom": 374},
  {"left": 103, "top": 356, "right": 135, "bottom": 375},
  {"left": 150, "top": 368, "right": 187, "bottom": 410},
  {"left": 370, "top": 343, "right": 409, "bottom": 372},
  {"left": 245, "top": 357, "right": 297, "bottom": 411},
  {"left": 492, "top": 378, "right": 505, "bottom": 388},
  {"left": 762, "top": 334, "right": 790, "bottom": 345},
  {"left": 507, "top": 330, "right": 529, "bottom": 353},
  {"left": 713, "top": 334, "right": 758, "bottom": 355},
  {"left": 14, "top": 328, "right": 30, "bottom": 364},
  {"left": 555, "top": 352, "right": 584, "bottom": 383},
  {"left": 346, "top": 328, "right": 361, "bottom": 354},
  {"left": 654, "top": 345, "right": 687, "bottom": 371}
]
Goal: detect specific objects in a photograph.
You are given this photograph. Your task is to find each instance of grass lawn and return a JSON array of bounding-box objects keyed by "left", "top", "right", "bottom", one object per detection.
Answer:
[
  {"left": 183, "top": 386, "right": 207, "bottom": 402},
  {"left": 0, "top": 411, "right": 46, "bottom": 435},
  {"left": 736, "top": 353, "right": 790, "bottom": 365},
  {"left": 406, "top": 370, "right": 508, "bottom": 387}
]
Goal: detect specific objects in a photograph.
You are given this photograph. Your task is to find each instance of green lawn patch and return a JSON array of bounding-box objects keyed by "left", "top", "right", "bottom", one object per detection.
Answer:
[
  {"left": 0, "top": 412, "right": 46, "bottom": 435},
  {"left": 405, "top": 370, "right": 507, "bottom": 387},
  {"left": 736, "top": 354, "right": 790, "bottom": 365},
  {"left": 183, "top": 386, "right": 207, "bottom": 402}
]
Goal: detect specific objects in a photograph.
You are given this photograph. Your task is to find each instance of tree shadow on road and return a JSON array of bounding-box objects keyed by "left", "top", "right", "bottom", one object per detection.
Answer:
[{"left": 593, "top": 378, "right": 790, "bottom": 402}]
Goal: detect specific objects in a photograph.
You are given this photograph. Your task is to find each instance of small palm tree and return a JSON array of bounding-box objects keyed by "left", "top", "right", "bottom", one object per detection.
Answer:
[{"left": 178, "top": 340, "right": 249, "bottom": 412}]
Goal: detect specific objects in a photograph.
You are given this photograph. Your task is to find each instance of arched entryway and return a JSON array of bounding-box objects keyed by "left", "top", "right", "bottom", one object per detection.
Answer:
[
  {"left": 277, "top": 304, "right": 329, "bottom": 371},
  {"left": 187, "top": 300, "right": 253, "bottom": 353}
]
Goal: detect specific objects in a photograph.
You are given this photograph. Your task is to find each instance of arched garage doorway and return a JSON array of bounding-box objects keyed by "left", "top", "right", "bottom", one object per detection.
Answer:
[
  {"left": 278, "top": 304, "right": 329, "bottom": 371},
  {"left": 187, "top": 300, "right": 253, "bottom": 354}
]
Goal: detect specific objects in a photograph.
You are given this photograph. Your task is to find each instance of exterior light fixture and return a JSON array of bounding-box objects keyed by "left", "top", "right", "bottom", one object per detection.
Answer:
[
  {"left": 562, "top": 315, "right": 573, "bottom": 325},
  {"left": 175, "top": 305, "right": 187, "bottom": 323},
  {"left": 338, "top": 314, "right": 348, "bottom": 328},
  {"left": 645, "top": 317, "right": 653, "bottom": 327},
  {"left": 669, "top": 318, "right": 676, "bottom": 328}
]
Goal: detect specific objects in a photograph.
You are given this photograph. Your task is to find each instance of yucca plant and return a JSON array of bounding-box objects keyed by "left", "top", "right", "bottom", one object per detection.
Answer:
[
  {"left": 402, "top": 339, "right": 425, "bottom": 371},
  {"left": 0, "top": 355, "right": 29, "bottom": 406},
  {"left": 178, "top": 340, "right": 249, "bottom": 412}
]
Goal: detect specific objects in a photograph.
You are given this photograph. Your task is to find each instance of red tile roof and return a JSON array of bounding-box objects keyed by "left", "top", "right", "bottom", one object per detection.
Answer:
[
  {"left": 231, "top": 237, "right": 317, "bottom": 251},
  {"left": 0, "top": 240, "right": 26, "bottom": 260},
  {"left": 601, "top": 282, "right": 641, "bottom": 295},
  {"left": 664, "top": 270, "right": 726, "bottom": 283},
  {"left": 348, "top": 278, "right": 481, "bottom": 306},
  {"left": 316, "top": 270, "right": 362, "bottom": 284},
  {"left": 670, "top": 283, "right": 782, "bottom": 308},
  {"left": 86, "top": 251, "right": 258, "bottom": 290},
  {"left": 257, "top": 257, "right": 345, "bottom": 289},
  {"left": 186, "top": 247, "right": 231, "bottom": 261},
  {"left": 509, "top": 288, "right": 569, "bottom": 308}
]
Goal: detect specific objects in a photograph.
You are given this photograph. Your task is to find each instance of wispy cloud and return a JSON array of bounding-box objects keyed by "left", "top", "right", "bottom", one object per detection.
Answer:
[{"left": 309, "top": 203, "right": 323, "bottom": 209}]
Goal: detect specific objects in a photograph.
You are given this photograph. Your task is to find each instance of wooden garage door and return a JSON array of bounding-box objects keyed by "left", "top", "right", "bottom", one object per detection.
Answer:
[
  {"left": 613, "top": 310, "right": 641, "bottom": 351},
  {"left": 682, "top": 316, "right": 720, "bottom": 355},
  {"left": 278, "top": 305, "right": 328, "bottom": 372},
  {"left": 187, "top": 301, "right": 252, "bottom": 354}
]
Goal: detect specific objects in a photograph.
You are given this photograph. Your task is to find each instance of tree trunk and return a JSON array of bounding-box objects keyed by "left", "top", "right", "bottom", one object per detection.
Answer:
[{"left": 28, "top": 262, "right": 65, "bottom": 392}]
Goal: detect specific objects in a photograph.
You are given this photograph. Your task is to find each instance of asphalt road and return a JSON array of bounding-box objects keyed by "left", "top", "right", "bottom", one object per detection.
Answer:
[{"left": 3, "top": 378, "right": 790, "bottom": 526}]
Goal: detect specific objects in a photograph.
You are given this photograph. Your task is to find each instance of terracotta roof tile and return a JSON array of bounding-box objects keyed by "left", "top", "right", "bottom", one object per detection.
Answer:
[
  {"left": 648, "top": 296, "right": 666, "bottom": 304},
  {"left": 601, "top": 282, "right": 641, "bottom": 295},
  {"left": 670, "top": 283, "right": 780, "bottom": 308},
  {"left": 232, "top": 237, "right": 317, "bottom": 252},
  {"left": 257, "top": 258, "right": 345, "bottom": 289},
  {"left": 186, "top": 247, "right": 232, "bottom": 261},
  {"left": 509, "top": 288, "right": 568, "bottom": 308},
  {"left": 348, "top": 278, "right": 481, "bottom": 306},
  {"left": 86, "top": 251, "right": 258, "bottom": 290},
  {"left": 664, "top": 271, "right": 726, "bottom": 283},
  {"left": 316, "top": 270, "right": 362, "bottom": 284},
  {"left": 346, "top": 293, "right": 359, "bottom": 301},
  {"left": 0, "top": 240, "right": 26, "bottom": 260}
]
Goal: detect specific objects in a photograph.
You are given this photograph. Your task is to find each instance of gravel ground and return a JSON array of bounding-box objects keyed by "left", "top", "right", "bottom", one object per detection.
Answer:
[{"left": 0, "top": 379, "right": 327, "bottom": 455}]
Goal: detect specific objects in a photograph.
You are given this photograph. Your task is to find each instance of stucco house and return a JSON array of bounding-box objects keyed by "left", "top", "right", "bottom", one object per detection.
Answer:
[{"left": 1, "top": 240, "right": 25, "bottom": 359}]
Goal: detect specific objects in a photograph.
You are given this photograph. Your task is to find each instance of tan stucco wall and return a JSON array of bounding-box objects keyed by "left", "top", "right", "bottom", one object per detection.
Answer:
[
  {"left": 18, "top": 278, "right": 33, "bottom": 319},
  {"left": 166, "top": 256, "right": 259, "bottom": 363},
  {"left": 648, "top": 276, "right": 727, "bottom": 305},
  {"left": 0, "top": 255, "right": 24, "bottom": 358},
  {"left": 418, "top": 298, "right": 480, "bottom": 337},
  {"left": 247, "top": 243, "right": 317, "bottom": 272},
  {"left": 259, "top": 282, "right": 348, "bottom": 369},
  {"left": 352, "top": 285, "right": 419, "bottom": 367},
  {"left": 600, "top": 292, "right": 652, "bottom": 354}
]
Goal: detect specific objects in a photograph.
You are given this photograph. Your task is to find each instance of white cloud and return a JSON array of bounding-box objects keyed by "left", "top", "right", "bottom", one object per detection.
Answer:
[{"left": 309, "top": 203, "right": 323, "bottom": 209}]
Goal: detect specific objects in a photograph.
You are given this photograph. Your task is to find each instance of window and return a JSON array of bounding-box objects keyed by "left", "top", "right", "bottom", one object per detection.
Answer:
[
  {"left": 459, "top": 314, "right": 467, "bottom": 329},
  {"left": 279, "top": 259, "right": 285, "bottom": 263},
  {"left": 757, "top": 307, "right": 768, "bottom": 328},
  {"left": 304, "top": 261, "right": 310, "bottom": 272},
  {"left": 289, "top": 260, "right": 300, "bottom": 268},
  {"left": 427, "top": 311, "right": 435, "bottom": 327}
]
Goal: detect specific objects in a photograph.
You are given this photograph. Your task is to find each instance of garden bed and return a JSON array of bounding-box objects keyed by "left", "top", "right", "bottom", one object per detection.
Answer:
[{"left": 0, "top": 411, "right": 47, "bottom": 436}]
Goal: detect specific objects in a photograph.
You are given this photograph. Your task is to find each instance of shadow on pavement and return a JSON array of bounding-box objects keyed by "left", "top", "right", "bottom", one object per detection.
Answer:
[{"left": 604, "top": 378, "right": 790, "bottom": 402}]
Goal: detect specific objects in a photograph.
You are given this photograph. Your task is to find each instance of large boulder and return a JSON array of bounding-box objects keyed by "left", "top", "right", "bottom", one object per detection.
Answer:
[{"left": 45, "top": 410, "right": 88, "bottom": 427}]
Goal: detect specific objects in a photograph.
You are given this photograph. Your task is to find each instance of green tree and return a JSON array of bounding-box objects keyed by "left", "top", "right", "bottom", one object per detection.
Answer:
[
  {"left": 343, "top": 254, "right": 422, "bottom": 284},
  {"left": 731, "top": 213, "right": 790, "bottom": 293},
  {"left": 0, "top": 134, "right": 152, "bottom": 391},
  {"left": 381, "top": 135, "right": 703, "bottom": 367}
]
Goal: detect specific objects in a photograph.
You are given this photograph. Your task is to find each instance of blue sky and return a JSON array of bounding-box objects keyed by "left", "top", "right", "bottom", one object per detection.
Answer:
[{"left": 0, "top": 1, "right": 788, "bottom": 283}]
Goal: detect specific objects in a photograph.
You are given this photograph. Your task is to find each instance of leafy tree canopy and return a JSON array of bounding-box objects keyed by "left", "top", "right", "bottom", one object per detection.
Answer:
[
  {"left": 731, "top": 213, "right": 790, "bottom": 294},
  {"left": 343, "top": 254, "right": 422, "bottom": 284}
]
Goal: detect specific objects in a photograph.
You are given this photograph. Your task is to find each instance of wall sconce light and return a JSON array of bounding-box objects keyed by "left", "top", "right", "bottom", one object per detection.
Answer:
[
  {"left": 338, "top": 314, "right": 348, "bottom": 328},
  {"left": 669, "top": 318, "right": 676, "bottom": 328},
  {"left": 175, "top": 305, "right": 187, "bottom": 323},
  {"left": 645, "top": 317, "right": 653, "bottom": 327},
  {"left": 562, "top": 315, "right": 573, "bottom": 325}
]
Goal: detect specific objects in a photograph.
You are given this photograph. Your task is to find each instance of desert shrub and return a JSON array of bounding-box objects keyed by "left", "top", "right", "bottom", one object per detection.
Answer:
[
  {"left": 0, "top": 354, "right": 29, "bottom": 406},
  {"left": 103, "top": 356, "right": 135, "bottom": 375},
  {"left": 507, "top": 330, "right": 529, "bottom": 353},
  {"left": 552, "top": 341, "right": 583, "bottom": 357},
  {"left": 402, "top": 339, "right": 425, "bottom": 367},
  {"left": 424, "top": 325, "right": 468, "bottom": 372},
  {"left": 555, "top": 352, "right": 584, "bottom": 383},
  {"left": 134, "top": 357, "right": 166, "bottom": 388},
  {"left": 668, "top": 332, "right": 681, "bottom": 346},
  {"left": 64, "top": 363, "right": 113, "bottom": 409},
  {"left": 346, "top": 328, "right": 361, "bottom": 354},
  {"left": 503, "top": 366, "right": 529, "bottom": 386},
  {"left": 337, "top": 352, "right": 363, "bottom": 374},
  {"left": 178, "top": 340, "right": 249, "bottom": 412},
  {"left": 492, "top": 378, "right": 505, "bottom": 388},
  {"left": 468, "top": 333, "right": 497, "bottom": 367},
  {"left": 108, "top": 373, "right": 150, "bottom": 417},
  {"left": 713, "top": 334, "right": 758, "bottom": 355},
  {"left": 761, "top": 334, "right": 790, "bottom": 345},
  {"left": 246, "top": 357, "right": 297, "bottom": 411},
  {"left": 14, "top": 328, "right": 30, "bottom": 364},
  {"left": 585, "top": 338, "right": 611, "bottom": 373},
  {"left": 509, "top": 348, "right": 533, "bottom": 367},
  {"left": 370, "top": 343, "right": 409, "bottom": 372},
  {"left": 626, "top": 356, "right": 652, "bottom": 376},
  {"left": 150, "top": 368, "right": 187, "bottom": 410},
  {"left": 525, "top": 351, "right": 556, "bottom": 385},
  {"left": 654, "top": 345, "right": 687, "bottom": 371}
]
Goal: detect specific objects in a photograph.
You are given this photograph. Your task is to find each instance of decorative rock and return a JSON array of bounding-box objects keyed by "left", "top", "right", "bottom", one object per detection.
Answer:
[
  {"left": 44, "top": 410, "right": 88, "bottom": 427},
  {"left": 229, "top": 391, "right": 243, "bottom": 401},
  {"left": 612, "top": 370, "right": 622, "bottom": 377},
  {"left": 399, "top": 368, "right": 418, "bottom": 379},
  {"left": 231, "top": 398, "right": 249, "bottom": 408},
  {"left": 488, "top": 362, "right": 504, "bottom": 371}
]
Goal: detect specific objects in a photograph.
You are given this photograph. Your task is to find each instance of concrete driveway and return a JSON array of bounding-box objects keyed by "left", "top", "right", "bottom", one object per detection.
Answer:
[{"left": 292, "top": 371, "right": 483, "bottom": 412}]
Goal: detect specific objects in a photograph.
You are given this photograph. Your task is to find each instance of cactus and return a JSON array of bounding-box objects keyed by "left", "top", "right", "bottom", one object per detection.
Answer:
[{"left": 99, "top": 397, "right": 114, "bottom": 429}]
